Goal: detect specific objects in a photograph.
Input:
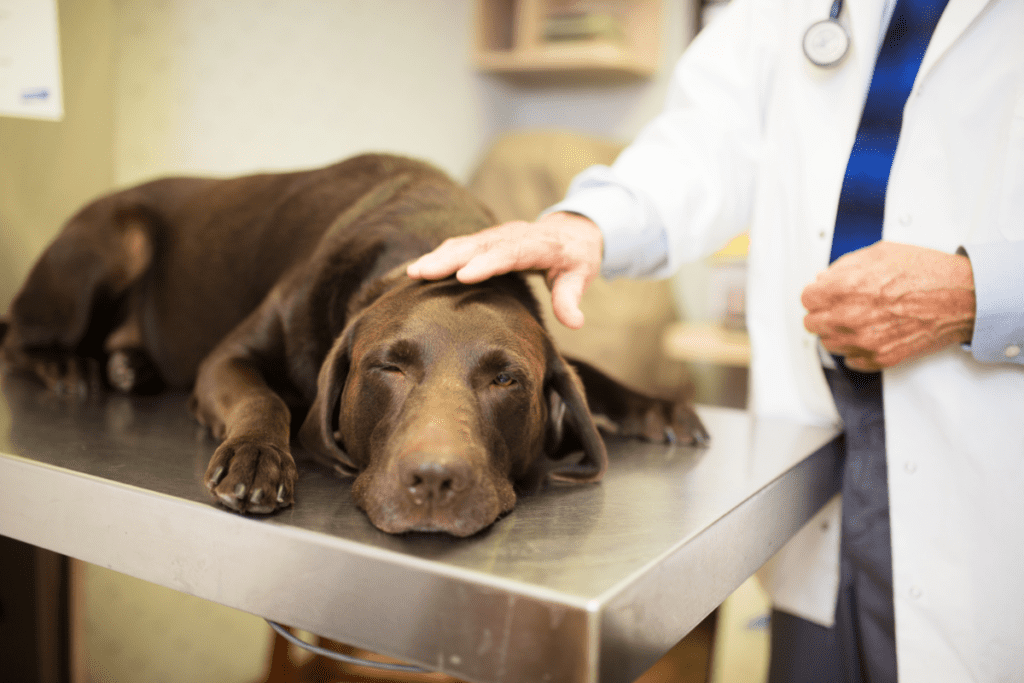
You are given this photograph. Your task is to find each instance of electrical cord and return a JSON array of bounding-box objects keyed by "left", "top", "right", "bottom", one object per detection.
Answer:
[{"left": 265, "top": 620, "right": 430, "bottom": 674}]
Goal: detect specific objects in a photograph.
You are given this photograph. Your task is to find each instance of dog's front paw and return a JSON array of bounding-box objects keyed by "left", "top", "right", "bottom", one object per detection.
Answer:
[{"left": 204, "top": 439, "right": 297, "bottom": 514}]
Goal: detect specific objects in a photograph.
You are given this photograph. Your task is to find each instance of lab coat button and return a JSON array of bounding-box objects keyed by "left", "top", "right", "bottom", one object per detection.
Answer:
[
  {"left": 899, "top": 213, "right": 913, "bottom": 226},
  {"left": 1005, "top": 345, "right": 1021, "bottom": 358},
  {"left": 910, "top": 586, "right": 923, "bottom": 599},
  {"left": 904, "top": 461, "right": 917, "bottom": 474}
]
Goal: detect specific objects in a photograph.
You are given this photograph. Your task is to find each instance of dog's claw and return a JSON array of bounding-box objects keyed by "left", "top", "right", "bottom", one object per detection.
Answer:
[
  {"left": 664, "top": 426, "right": 678, "bottom": 444},
  {"left": 217, "top": 491, "right": 239, "bottom": 507},
  {"left": 276, "top": 484, "right": 286, "bottom": 504},
  {"left": 234, "top": 483, "right": 246, "bottom": 499},
  {"left": 247, "top": 488, "right": 276, "bottom": 513},
  {"left": 210, "top": 466, "right": 225, "bottom": 487}
]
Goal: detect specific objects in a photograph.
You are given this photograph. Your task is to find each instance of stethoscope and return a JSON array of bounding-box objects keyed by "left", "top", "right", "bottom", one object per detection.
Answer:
[{"left": 803, "top": 0, "right": 851, "bottom": 68}]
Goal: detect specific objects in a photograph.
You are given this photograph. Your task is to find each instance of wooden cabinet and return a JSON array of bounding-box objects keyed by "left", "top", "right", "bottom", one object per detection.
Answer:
[{"left": 473, "top": 0, "right": 662, "bottom": 83}]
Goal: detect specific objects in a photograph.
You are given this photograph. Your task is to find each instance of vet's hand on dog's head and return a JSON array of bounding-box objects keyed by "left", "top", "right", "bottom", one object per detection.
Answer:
[{"left": 407, "top": 212, "right": 604, "bottom": 330}]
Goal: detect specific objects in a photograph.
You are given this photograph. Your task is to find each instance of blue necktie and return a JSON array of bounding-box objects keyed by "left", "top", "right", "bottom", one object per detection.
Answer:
[{"left": 829, "top": 0, "right": 950, "bottom": 263}]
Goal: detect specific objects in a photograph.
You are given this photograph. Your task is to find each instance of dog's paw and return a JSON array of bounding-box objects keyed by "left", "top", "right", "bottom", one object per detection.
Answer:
[
  {"left": 106, "top": 348, "right": 163, "bottom": 394},
  {"left": 663, "top": 400, "right": 710, "bottom": 447},
  {"left": 5, "top": 349, "right": 103, "bottom": 399},
  {"left": 204, "top": 439, "right": 297, "bottom": 514},
  {"left": 613, "top": 399, "right": 710, "bottom": 447}
]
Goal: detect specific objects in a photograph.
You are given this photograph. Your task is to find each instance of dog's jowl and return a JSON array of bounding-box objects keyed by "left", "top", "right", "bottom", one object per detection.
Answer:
[{"left": 0, "top": 154, "right": 708, "bottom": 536}]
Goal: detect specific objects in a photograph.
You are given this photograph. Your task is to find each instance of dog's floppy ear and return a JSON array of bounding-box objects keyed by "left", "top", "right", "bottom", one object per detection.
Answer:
[
  {"left": 543, "top": 346, "right": 608, "bottom": 484},
  {"left": 298, "top": 322, "right": 361, "bottom": 477}
]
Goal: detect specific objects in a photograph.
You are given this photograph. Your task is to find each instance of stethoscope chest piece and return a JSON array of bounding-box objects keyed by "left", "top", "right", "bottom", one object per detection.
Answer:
[{"left": 803, "top": 0, "right": 849, "bottom": 68}]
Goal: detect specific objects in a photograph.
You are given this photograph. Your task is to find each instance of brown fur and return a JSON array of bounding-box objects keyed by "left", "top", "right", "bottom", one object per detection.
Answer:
[{"left": 0, "top": 154, "right": 707, "bottom": 536}]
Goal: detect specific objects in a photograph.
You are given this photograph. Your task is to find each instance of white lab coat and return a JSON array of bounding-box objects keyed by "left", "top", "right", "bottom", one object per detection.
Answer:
[{"left": 553, "top": 0, "right": 1024, "bottom": 679}]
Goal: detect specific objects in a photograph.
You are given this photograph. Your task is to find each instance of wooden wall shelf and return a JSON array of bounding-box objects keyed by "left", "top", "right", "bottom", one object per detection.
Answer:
[{"left": 474, "top": 0, "right": 662, "bottom": 83}]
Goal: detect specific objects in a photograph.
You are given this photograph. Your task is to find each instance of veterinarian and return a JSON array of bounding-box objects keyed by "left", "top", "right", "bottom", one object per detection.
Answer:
[{"left": 409, "top": 0, "right": 1023, "bottom": 680}]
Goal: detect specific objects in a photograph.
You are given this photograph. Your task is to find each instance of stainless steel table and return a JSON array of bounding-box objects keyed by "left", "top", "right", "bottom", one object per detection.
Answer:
[{"left": 0, "top": 373, "right": 840, "bottom": 683}]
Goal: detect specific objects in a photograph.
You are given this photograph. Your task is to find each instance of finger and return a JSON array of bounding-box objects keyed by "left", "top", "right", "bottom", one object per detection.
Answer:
[
  {"left": 407, "top": 235, "right": 487, "bottom": 280},
  {"left": 455, "top": 227, "right": 560, "bottom": 283},
  {"left": 803, "top": 311, "right": 825, "bottom": 336},
  {"left": 842, "top": 355, "right": 883, "bottom": 373},
  {"left": 801, "top": 277, "right": 849, "bottom": 312},
  {"left": 816, "top": 332, "right": 859, "bottom": 358},
  {"left": 801, "top": 260, "right": 861, "bottom": 312},
  {"left": 455, "top": 246, "right": 521, "bottom": 283},
  {"left": 800, "top": 281, "right": 825, "bottom": 312},
  {"left": 550, "top": 271, "right": 587, "bottom": 329}
]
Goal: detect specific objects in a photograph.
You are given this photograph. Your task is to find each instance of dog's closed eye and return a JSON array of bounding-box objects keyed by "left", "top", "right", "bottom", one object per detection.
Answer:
[{"left": 492, "top": 372, "right": 516, "bottom": 387}]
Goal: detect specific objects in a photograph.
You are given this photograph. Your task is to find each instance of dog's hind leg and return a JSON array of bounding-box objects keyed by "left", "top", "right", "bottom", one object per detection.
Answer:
[
  {"left": 103, "top": 298, "right": 163, "bottom": 394},
  {"left": 106, "top": 348, "right": 163, "bottom": 394},
  {"left": 566, "top": 357, "right": 710, "bottom": 447},
  {"left": 3, "top": 201, "right": 159, "bottom": 396}
]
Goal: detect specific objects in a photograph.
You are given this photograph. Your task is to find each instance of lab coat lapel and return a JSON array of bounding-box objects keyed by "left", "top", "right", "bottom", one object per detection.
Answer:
[
  {"left": 917, "top": 0, "right": 994, "bottom": 80},
  {"left": 844, "top": 0, "right": 887, "bottom": 68}
]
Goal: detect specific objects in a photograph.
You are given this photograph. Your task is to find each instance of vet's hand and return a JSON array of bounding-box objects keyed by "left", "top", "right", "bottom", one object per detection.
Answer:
[
  {"left": 802, "top": 241, "right": 976, "bottom": 372},
  {"left": 407, "top": 212, "right": 603, "bottom": 329}
]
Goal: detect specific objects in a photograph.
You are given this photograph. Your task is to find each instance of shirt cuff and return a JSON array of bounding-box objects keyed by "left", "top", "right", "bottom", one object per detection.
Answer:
[
  {"left": 545, "top": 166, "right": 670, "bottom": 280},
  {"left": 959, "top": 241, "right": 1024, "bottom": 364}
]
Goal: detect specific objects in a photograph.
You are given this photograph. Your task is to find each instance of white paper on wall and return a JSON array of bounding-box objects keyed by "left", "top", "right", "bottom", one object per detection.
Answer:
[{"left": 0, "top": 0, "right": 63, "bottom": 121}]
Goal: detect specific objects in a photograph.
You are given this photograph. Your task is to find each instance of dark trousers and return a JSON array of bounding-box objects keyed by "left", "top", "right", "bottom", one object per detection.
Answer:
[{"left": 767, "top": 367, "right": 898, "bottom": 683}]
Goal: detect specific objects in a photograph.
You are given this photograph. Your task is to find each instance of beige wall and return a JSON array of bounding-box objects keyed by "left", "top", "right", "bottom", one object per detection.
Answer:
[
  {"left": 0, "top": 0, "right": 115, "bottom": 309},
  {"left": 109, "top": 0, "right": 509, "bottom": 185},
  {"left": 108, "top": 0, "right": 691, "bottom": 186}
]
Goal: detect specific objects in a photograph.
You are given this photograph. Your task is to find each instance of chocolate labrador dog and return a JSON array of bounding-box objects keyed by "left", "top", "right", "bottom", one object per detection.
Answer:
[{"left": 0, "top": 154, "right": 708, "bottom": 536}]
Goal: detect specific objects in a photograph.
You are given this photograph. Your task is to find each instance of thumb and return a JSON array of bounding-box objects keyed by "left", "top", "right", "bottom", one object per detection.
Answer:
[{"left": 550, "top": 271, "right": 587, "bottom": 329}]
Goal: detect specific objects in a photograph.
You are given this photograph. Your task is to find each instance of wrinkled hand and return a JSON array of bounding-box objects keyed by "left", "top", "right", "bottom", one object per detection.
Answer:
[
  {"left": 407, "top": 212, "right": 603, "bottom": 329},
  {"left": 802, "top": 241, "right": 976, "bottom": 372}
]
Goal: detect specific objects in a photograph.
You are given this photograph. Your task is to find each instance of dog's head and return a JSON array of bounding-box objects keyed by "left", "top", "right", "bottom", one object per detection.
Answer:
[{"left": 298, "top": 272, "right": 607, "bottom": 537}]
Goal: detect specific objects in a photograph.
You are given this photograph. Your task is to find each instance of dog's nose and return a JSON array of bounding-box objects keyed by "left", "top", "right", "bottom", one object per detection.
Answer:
[{"left": 400, "top": 456, "right": 473, "bottom": 507}]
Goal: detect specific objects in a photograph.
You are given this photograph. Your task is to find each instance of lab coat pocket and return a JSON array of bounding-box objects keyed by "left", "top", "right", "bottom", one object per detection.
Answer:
[{"left": 999, "top": 94, "right": 1024, "bottom": 240}]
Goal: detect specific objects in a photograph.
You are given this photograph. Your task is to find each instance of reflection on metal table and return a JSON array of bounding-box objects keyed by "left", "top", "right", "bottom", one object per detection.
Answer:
[{"left": 0, "top": 373, "right": 840, "bottom": 683}]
